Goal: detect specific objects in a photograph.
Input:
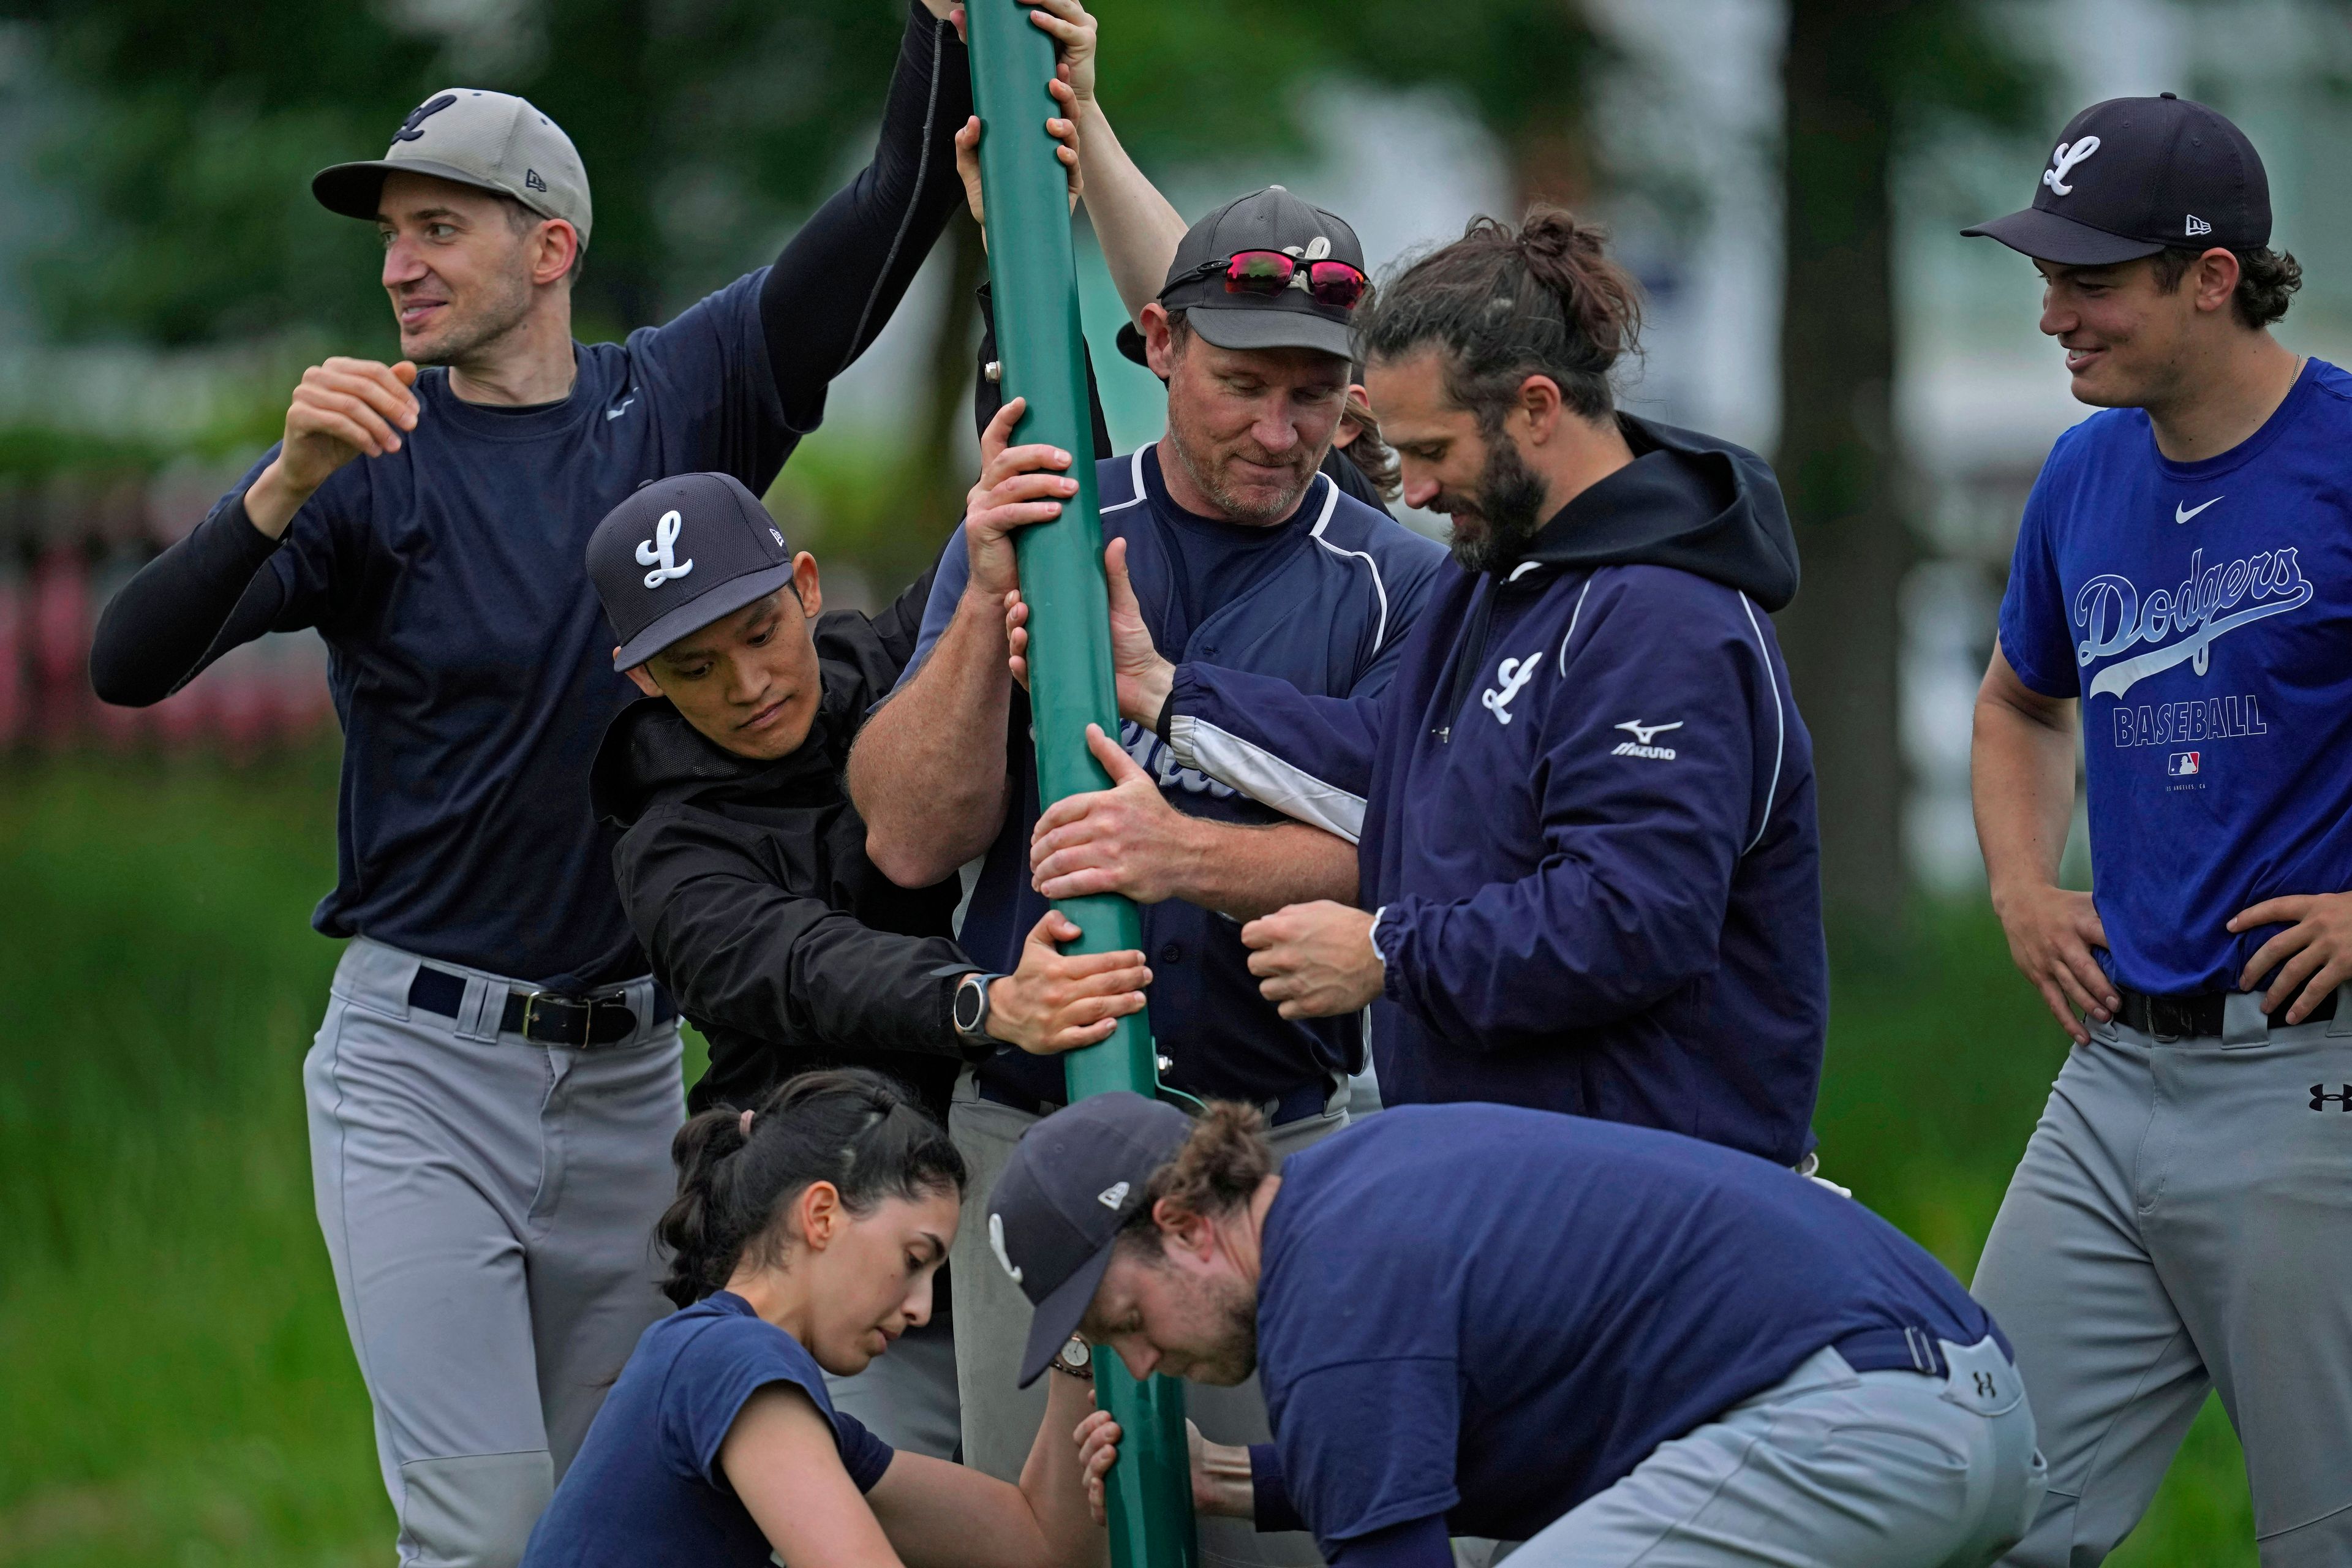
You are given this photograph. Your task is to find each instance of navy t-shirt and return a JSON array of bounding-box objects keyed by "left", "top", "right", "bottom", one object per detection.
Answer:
[
  {"left": 1254, "top": 1106, "right": 1996, "bottom": 1554},
  {"left": 897, "top": 445, "right": 1446, "bottom": 1104},
  {"left": 523, "top": 1291, "right": 894, "bottom": 1568},
  {"left": 219, "top": 274, "right": 790, "bottom": 988},
  {"left": 1998, "top": 357, "right": 2352, "bottom": 995}
]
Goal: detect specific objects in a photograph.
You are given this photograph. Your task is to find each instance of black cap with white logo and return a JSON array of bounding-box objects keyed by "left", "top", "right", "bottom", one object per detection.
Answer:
[
  {"left": 586, "top": 473, "right": 796, "bottom": 671},
  {"left": 1962, "top": 93, "right": 2270, "bottom": 265},
  {"left": 986, "top": 1092, "right": 1191, "bottom": 1387}
]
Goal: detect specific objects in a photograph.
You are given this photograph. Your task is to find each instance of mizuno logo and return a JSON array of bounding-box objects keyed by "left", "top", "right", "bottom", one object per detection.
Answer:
[
  {"left": 635, "top": 509, "right": 694, "bottom": 589},
  {"left": 606, "top": 394, "right": 636, "bottom": 421},
  {"left": 2174, "top": 496, "right": 2222, "bottom": 524},
  {"left": 1481, "top": 653, "right": 1541, "bottom": 725},
  {"left": 988, "top": 1212, "right": 1022, "bottom": 1284},
  {"left": 1615, "top": 719, "right": 1683, "bottom": 747},
  {"left": 2042, "top": 136, "right": 2100, "bottom": 196},
  {"left": 2073, "top": 546, "right": 2313, "bottom": 699}
]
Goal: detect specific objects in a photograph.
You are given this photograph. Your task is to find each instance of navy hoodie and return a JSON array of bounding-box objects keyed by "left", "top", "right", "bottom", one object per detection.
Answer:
[{"left": 1165, "top": 417, "right": 1827, "bottom": 1164}]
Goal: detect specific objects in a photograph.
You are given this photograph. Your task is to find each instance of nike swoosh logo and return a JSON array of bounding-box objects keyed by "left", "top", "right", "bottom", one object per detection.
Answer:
[{"left": 2175, "top": 496, "right": 2223, "bottom": 524}]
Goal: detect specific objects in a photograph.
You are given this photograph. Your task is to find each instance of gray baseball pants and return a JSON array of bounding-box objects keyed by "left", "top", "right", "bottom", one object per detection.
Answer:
[
  {"left": 304, "top": 937, "right": 682, "bottom": 1568},
  {"left": 1509, "top": 1336, "right": 2043, "bottom": 1567},
  {"left": 1973, "top": 992, "right": 2352, "bottom": 1566},
  {"left": 947, "top": 1069, "right": 1348, "bottom": 1568}
]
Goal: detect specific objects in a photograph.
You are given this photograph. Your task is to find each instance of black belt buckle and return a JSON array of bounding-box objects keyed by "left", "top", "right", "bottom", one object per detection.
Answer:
[
  {"left": 2148, "top": 993, "right": 2206, "bottom": 1041},
  {"left": 518, "top": 987, "right": 637, "bottom": 1048}
]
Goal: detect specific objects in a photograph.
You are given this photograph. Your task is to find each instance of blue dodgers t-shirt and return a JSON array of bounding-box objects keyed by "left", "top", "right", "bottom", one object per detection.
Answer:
[
  {"left": 217, "top": 270, "right": 795, "bottom": 989},
  {"left": 1254, "top": 1106, "right": 1996, "bottom": 1553},
  {"left": 523, "top": 1291, "right": 894, "bottom": 1568},
  {"left": 1999, "top": 358, "right": 2352, "bottom": 995}
]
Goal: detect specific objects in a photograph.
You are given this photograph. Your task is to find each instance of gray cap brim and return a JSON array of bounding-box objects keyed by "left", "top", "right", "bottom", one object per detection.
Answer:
[
  {"left": 312, "top": 158, "right": 552, "bottom": 222},
  {"left": 611, "top": 562, "right": 797, "bottom": 671},
  {"left": 1186, "top": 302, "right": 1355, "bottom": 361},
  {"left": 1960, "top": 207, "right": 2165, "bottom": 266},
  {"left": 1017, "top": 1240, "right": 1118, "bottom": 1389}
]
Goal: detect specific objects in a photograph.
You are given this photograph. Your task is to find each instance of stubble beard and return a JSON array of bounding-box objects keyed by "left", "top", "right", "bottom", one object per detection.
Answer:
[
  {"left": 1191, "top": 1271, "right": 1262, "bottom": 1386},
  {"left": 1167, "top": 412, "right": 1317, "bottom": 527},
  {"left": 401, "top": 263, "right": 536, "bottom": 372},
  {"left": 1447, "top": 434, "right": 1552, "bottom": 574}
]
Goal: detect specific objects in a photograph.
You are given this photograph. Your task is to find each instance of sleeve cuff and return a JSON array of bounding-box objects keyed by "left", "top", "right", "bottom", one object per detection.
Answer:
[{"left": 1249, "top": 1443, "right": 1305, "bottom": 1534}]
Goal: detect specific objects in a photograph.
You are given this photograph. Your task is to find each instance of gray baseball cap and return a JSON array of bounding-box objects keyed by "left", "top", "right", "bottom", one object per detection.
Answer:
[
  {"left": 314, "top": 89, "right": 592, "bottom": 250},
  {"left": 1152, "top": 186, "right": 1366, "bottom": 362}
]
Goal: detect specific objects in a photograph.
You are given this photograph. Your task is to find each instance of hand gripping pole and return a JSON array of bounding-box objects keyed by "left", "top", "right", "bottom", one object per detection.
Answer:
[{"left": 963, "top": 7, "right": 1197, "bottom": 1567}]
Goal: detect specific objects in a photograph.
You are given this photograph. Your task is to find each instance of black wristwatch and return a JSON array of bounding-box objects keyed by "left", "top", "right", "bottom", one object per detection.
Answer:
[{"left": 953, "top": 971, "right": 1006, "bottom": 1047}]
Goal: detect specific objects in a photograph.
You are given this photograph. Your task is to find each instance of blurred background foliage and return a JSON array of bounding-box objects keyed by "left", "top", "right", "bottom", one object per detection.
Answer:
[{"left": 4, "top": 0, "right": 2345, "bottom": 1560}]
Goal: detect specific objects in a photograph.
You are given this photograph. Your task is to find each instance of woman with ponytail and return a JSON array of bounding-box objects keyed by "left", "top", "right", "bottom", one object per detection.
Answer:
[{"left": 522, "top": 1069, "right": 1115, "bottom": 1568}]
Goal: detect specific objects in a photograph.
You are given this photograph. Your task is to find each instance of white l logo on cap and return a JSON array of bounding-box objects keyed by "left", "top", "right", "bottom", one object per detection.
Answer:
[
  {"left": 636, "top": 510, "right": 694, "bottom": 589},
  {"left": 989, "top": 1212, "right": 1023, "bottom": 1284},
  {"left": 2042, "top": 137, "right": 2100, "bottom": 196}
]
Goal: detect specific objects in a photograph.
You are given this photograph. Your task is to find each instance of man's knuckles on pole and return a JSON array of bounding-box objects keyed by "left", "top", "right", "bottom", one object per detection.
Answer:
[
  {"left": 987, "top": 909, "right": 1151, "bottom": 1055},
  {"left": 1028, "top": 725, "right": 1194, "bottom": 904}
]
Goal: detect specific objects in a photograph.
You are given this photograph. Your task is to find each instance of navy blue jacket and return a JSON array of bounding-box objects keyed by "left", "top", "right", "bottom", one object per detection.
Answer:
[
  {"left": 900, "top": 446, "right": 1447, "bottom": 1105},
  {"left": 1167, "top": 418, "right": 1827, "bottom": 1163}
]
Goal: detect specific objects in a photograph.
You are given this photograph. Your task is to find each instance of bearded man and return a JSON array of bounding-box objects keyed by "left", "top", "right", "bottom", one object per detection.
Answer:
[{"left": 1009, "top": 208, "right": 1830, "bottom": 1168}]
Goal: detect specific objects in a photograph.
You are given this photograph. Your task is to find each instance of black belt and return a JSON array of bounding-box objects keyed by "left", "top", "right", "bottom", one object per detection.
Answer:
[
  {"left": 407, "top": 965, "right": 675, "bottom": 1048},
  {"left": 977, "top": 1074, "right": 1336, "bottom": 1128},
  {"left": 2116, "top": 986, "right": 2335, "bottom": 1040}
]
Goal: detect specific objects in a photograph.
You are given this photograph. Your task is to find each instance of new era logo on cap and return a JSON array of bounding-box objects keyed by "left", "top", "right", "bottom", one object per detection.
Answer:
[
  {"left": 1963, "top": 93, "right": 2271, "bottom": 266},
  {"left": 586, "top": 473, "right": 797, "bottom": 671},
  {"left": 987, "top": 1093, "right": 1191, "bottom": 1388}
]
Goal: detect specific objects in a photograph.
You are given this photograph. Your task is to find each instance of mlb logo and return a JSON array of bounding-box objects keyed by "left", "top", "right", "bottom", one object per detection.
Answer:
[{"left": 2168, "top": 752, "right": 2201, "bottom": 777}]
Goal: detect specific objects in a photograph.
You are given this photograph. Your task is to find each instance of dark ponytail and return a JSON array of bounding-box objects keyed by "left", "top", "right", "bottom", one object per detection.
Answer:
[
  {"left": 656, "top": 1068, "right": 967, "bottom": 1308},
  {"left": 1357, "top": 206, "right": 1643, "bottom": 429}
]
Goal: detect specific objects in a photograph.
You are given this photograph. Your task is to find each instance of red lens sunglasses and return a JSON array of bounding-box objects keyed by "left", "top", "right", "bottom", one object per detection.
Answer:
[{"left": 1162, "top": 249, "right": 1370, "bottom": 311}]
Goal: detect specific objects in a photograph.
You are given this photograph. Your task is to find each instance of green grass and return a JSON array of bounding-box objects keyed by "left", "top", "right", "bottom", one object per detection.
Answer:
[{"left": 0, "top": 756, "right": 2253, "bottom": 1564}]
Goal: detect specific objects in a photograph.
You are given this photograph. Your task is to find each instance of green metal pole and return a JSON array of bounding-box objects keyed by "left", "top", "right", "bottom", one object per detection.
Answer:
[{"left": 964, "top": 7, "right": 1196, "bottom": 1568}]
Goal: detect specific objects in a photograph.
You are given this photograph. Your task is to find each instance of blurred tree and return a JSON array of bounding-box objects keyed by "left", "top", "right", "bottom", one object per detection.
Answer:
[
  {"left": 2, "top": 0, "right": 1599, "bottom": 579},
  {"left": 1777, "top": 0, "right": 2040, "bottom": 926},
  {"left": 0, "top": 0, "right": 928, "bottom": 345}
]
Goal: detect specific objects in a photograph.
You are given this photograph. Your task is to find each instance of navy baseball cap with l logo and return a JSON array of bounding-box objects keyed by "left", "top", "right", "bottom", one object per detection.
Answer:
[
  {"left": 986, "top": 1092, "right": 1192, "bottom": 1387},
  {"left": 586, "top": 473, "right": 796, "bottom": 671},
  {"left": 1963, "top": 93, "right": 2271, "bottom": 265}
]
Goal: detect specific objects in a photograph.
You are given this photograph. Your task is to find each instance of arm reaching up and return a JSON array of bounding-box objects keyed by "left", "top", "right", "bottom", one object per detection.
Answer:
[{"left": 1023, "top": 0, "right": 1186, "bottom": 323}]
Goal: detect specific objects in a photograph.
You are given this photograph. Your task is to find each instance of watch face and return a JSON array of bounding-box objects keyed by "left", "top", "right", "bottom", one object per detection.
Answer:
[
  {"left": 956, "top": 976, "right": 984, "bottom": 1032},
  {"left": 1060, "top": 1336, "right": 1091, "bottom": 1369}
]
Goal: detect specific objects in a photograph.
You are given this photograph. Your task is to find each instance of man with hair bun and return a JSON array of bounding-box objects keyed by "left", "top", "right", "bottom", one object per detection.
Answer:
[
  {"left": 1013, "top": 208, "right": 1829, "bottom": 1169},
  {"left": 987, "top": 1093, "right": 2044, "bottom": 1567}
]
